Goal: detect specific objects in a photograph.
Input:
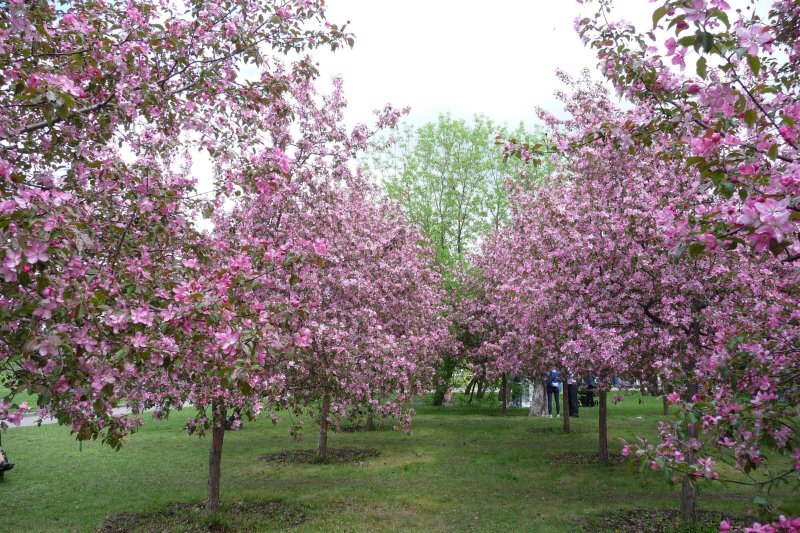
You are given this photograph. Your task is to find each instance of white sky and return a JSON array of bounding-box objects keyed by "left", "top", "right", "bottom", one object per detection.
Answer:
[
  {"left": 312, "top": 0, "right": 770, "bottom": 131},
  {"left": 313, "top": 0, "right": 655, "bottom": 131},
  {"left": 193, "top": 0, "right": 768, "bottom": 201}
]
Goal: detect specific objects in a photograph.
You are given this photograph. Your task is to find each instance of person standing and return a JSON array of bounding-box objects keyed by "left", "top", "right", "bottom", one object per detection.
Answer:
[
  {"left": 584, "top": 376, "right": 598, "bottom": 407},
  {"left": 546, "top": 369, "right": 560, "bottom": 417}
]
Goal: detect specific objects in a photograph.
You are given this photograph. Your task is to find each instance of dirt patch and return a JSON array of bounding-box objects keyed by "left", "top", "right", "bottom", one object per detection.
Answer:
[
  {"left": 259, "top": 447, "right": 380, "bottom": 465},
  {"left": 549, "top": 451, "right": 627, "bottom": 466},
  {"left": 527, "top": 426, "right": 590, "bottom": 434},
  {"left": 98, "top": 500, "right": 306, "bottom": 533},
  {"left": 583, "top": 509, "right": 750, "bottom": 532},
  {"left": 338, "top": 424, "right": 391, "bottom": 433}
]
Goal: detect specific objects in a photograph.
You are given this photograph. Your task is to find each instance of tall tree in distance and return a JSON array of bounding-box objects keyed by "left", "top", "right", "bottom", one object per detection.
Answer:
[{"left": 366, "top": 114, "right": 552, "bottom": 405}]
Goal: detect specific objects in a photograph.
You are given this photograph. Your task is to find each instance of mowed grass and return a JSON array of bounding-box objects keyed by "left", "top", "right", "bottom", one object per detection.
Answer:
[
  {"left": 1, "top": 386, "right": 40, "bottom": 409},
  {"left": 1, "top": 393, "right": 797, "bottom": 532}
]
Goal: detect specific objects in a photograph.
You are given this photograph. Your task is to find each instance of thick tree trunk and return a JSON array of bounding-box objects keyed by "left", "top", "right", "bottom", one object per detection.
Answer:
[
  {"left": 529, "top": 379, "right": 548, "bottom": 417},
  {"left": 317, "top": 394, "right": 331, "bottom": 461},
  {"left": 681, "top": 380, "right": 699, "bottom": 522},
  {"left": 562, "top": 382, "right": 570, "bottom": 433},
  {"left": 500, "top": 373, "right": 508, "bottom": 415},
  {"left": 598, "top": 390, "right": 608, "bottom": 465},
  {"left": 681, "top": 474, "right": 698, "bottom": 522},
  {"left": 206, "top": 403, "right": 227, "bottom": 513}
]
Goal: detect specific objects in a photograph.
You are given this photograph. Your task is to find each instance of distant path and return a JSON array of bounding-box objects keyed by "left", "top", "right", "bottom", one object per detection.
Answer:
[
  {"left": 11, "top": 406, "right": 136, "bottom": 428},
  {"left": 10, "top": 403, "right": 193, "bottom": 428}
]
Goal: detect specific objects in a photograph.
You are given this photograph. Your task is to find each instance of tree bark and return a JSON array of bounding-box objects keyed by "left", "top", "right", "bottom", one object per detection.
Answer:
[
  {"left": 529, "top": 379, "right": 548, "bottom": 417},
  {"left": 500, "top": 373, "right": 508, "bottom": 415},
  {"left": 562, "top": 381, "right": 570, "bottom": 433},
  {"left": 317, "top": 394, "right": 331, "bottom": 461},
  {"left": 663, "top": 395, "right": 669, "bottom": 416},
  {"left": 366, "top": 408, "right": 375, "bottom": 432},
  {"left": 681, "top": 380, "right": 699, "bottom": 522},
  {"left": 598, "top": 390, "right": 608, "bottom": 465},
  {"left": 206, "top": 402, "right": 226, "bottom": 513}
]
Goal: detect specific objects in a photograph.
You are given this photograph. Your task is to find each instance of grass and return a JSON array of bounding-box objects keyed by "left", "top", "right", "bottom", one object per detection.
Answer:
[
  {"left": 1, "top": 393, "right": 797, "bottom": 532},
  {"left": 1, "top": 386, "right": 40, "bottom": 409}
]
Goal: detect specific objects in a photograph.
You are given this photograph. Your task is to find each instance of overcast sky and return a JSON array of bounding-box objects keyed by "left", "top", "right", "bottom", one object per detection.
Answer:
[{"left": 312, "top": 0, "right": 655, "bottom": 131}]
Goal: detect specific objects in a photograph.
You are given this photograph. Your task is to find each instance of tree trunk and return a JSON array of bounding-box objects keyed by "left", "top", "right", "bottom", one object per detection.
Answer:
[
  {"left": 529, "top": 379, "right": 548, "bottom": 417},
  {"left": 431, "top": 355, "right": 456, "bottom": 406},
  {"left": 317, "top": 394, "right": 331, "bottom": 461},
  {"left": 206, "top": 402, "right": 227, "bottom": 513},
  {"left": 366, "top": 409, "right": 375, "bottom": 432},
  {"left": 465, "top": 376, "right": 476, "bottom": 397},
  {"left": 500, "top": 373, "right": 508, "bottom": 415},
  {"left": 598, "top": 390, "right": 608, "bottom": 465},
  {"left": 562, "top": 382, "right": 570, "bottom": 433},
  {"left": 663, "top": 395, "right": 669, "bottom": 416},
  {"left": 681, "top": 380, "right": 698, "bottom": 522}
]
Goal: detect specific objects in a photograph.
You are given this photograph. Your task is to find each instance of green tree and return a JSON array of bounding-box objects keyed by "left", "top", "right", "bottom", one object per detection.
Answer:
[{"left": 366, "top": 114, "right": 551, "bottom": 404}]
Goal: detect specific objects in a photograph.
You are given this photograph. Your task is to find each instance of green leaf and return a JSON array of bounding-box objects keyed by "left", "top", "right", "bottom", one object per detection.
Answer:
[
  {"left": 687, "top": 242, "right": 705, "bottom": 257},
  {"left": 768, "top": 144, "right": 779, "bottom": 160},
  {"left": 652, "top": 6, "right": 668, "bottom": 29},
  {"left": 718, "top": 180, "right": 734, "bottom": 199},
  {"left": 768, "top": 238, "right": 785, "bottom": 257},
  {"left": 699, "top": 32, "right": 714, "bottom": 53},
  {"left": 696, "top": 57, "right": 707, "bottom": 79},
  {"left": 712, "top": 10, "right": 730, "bottom": 29},
  {"left": 743, "top": 109, "right": 758, "bottom": 127},
  {"left": 746, "top": 55, "right": 761, "bottom": 76}
]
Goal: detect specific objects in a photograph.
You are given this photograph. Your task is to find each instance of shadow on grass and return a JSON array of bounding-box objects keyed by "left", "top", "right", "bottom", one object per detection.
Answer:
[
  {"left": 550, "top": 451, "right": 627, "bottom": 466},
  {"left": 98, "top": 499, "right": 306, "bottom": 533},
  {"left": 582, "top": 509, "right": 750, "bottom": 533}
]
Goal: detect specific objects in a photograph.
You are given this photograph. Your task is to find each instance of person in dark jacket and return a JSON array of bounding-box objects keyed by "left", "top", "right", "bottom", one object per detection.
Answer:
[{"left": 546, "top": 369, "right": 560, "bottom": 417}]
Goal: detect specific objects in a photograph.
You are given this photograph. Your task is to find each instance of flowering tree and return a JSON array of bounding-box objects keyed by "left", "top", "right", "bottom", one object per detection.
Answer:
[
  {"left": 272, "top": 180, "right": 448, "bottom": 461},
  {"left": 0, "top": 0, "right": 358, "bottom": 512},
  {"left": 576, "top": 0, "right": 798, "bottom": 258},
  {"left": 572, "top": 0, "right": 800, "bottom": 526},
  {"left": 495, "top": 73, "right": 798, "bottom": 521}
]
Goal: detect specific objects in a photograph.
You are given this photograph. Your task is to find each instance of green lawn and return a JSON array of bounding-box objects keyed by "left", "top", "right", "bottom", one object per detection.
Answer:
[
  {"left": 1, "top": 386, "right": 40, "bottom": 409},
  {"left": 1, "top": 393, "right": 796, "bottom": 532}
]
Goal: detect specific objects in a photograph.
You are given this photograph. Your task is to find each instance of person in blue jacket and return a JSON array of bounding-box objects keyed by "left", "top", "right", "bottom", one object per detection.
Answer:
[{"left": 546, "top": 369, "right": 561, "bottom": 417}]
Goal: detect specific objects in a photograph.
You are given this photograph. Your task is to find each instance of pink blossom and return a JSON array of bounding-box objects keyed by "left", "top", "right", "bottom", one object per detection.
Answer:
[
  {"left": 271, "top": 149, "right": 293, "bottom": 174},
  {"left": 25, "top": 241, "right": 49, "bottom": 263},
  {"left": 3, "top": 249, "right": 21, "bottom": 269},
  {"left": 131, "top": 331, "right": 147, "bottom": 348},
  {"left": 735, "top": 24, "right": 774, "bottom": 56},
  {"left": 130, "top": 307, "right": 155, "bottom": 326}
]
